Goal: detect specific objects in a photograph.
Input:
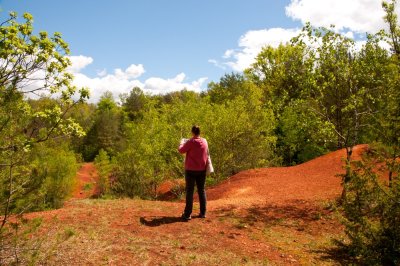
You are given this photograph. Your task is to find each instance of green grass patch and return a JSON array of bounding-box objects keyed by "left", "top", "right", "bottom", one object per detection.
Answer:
[{"left": 83, "top": 183, "right": 93, "bottom": 191}]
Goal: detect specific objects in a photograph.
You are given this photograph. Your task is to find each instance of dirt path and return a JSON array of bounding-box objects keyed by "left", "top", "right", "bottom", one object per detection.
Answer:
[{"left": 71, "top": 162, "right": 100, "bottom": 199}]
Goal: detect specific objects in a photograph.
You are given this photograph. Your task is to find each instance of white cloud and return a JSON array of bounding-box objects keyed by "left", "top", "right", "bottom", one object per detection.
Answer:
[
  {"left": 223, "top": 49, "right": 235, "bottom": 59},
  {"left": 208, "top": 59, "right": 227, "bottom": 70},
  {"left": 212, "top": 0, "right": 398, "bottom": 72},
  {"left": 144, "top": 73, "right": 208, "bottom": 95},
  {"left": 285, "top": 0, "right": 400, "bottom": 33},
  {"left": 97, "top": 69, "right": 107, "bottom": 77},
  {"left": 69, "top": 59, "right": 207, "bottom": 103},
  {"left": 216, "top": 28, "right": 301, "bottom": 72},
  {"left": 68, "top": 55, "right": 93, "bottom": 73},
  {"left": 72, "top": 72, "right": 144, "bottom": 103},
  {"left": 114, "top": 64, "right": 145, "bottom": 79}
]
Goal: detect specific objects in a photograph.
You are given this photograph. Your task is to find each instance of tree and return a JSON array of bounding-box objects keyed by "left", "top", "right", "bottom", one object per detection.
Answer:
[
  {"left": 94, "top": 149, "right": 114, "bottom": 196},
  {"left": 246, "top": 42, "right": 314, "bottom": 115},
  {"left": 113, "top": 106, "right": 172, "bottom": 198},
  {"left": 67, "top": 101, "right": 97, "bottom": 158},
  {"left": 279, "top": 99, "right": 336, "bottom": 164},
  {"left": 80, "top": 92, "right": 123, "bottom": 161},
  {"left": 200, "top": 73, "right": 277, "bottom": 175},
  {"left": 338, "top": 2, "right": 400, "bottom": 264},
  {"left": 206, "top": 97, "right": 277, "bottom": 176},
  {"left": 121, "top": 87, "right": 148, "bottom": 121},
  {"left": 0, "top": 12, "right": 88, "bottom": 236},
  {"left": 291, "top": 25, "right": 379, "bottom": 198},
  {"left": 245, "top": 42, "right": 326, "bottom": 164},
  {"left": 379, "top": 0, "right": 400, "bottom": 186},
  {"left": 207, "top": 73, "right": 247, "bottom": 104}
]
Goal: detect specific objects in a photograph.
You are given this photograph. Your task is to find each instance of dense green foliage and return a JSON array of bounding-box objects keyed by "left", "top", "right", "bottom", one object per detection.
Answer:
[
  {"left": 278, "top": 99, "right": 335, "bottom": 164},
  {"left": 106, "top": 86, "right": 276, "bottom": 198},
  {"left": 0, "top": 12, "right": 87, "bottom": 236},
  {"left": 338, "top": 1, "right": 400, "bottom": 264},
  {"left": 29, "top": 141, "right": 79, "bottom": 209},
  {"left": 80, "top": 92, "right": 123, "bottom": 161},
  {"left": 342, "top": 145, "right": 400, "bottom": 265}
]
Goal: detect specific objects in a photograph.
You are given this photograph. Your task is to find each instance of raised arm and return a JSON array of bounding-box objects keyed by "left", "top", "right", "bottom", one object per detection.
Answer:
[{"left": 178, "top": 139, "right": 191, "bottom": 154}]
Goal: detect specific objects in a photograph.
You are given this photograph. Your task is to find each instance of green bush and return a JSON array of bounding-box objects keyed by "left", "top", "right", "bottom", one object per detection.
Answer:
[
  {"left": 94, "top": 149, "right": 115, "bottom": 196},
  {"left": 112, "top": 112, "right": 173, "bottom": 199},
  {"left": 341, "top": 146, "right": 400, "bottom": 265},
  {"left": 24, "top": 142, "right": 78, "bottom": 210}
]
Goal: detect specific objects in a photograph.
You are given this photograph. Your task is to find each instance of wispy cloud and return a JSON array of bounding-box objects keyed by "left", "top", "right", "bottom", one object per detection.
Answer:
[{"left": 213, "top": 28, "right": 300, "bottom": 72}]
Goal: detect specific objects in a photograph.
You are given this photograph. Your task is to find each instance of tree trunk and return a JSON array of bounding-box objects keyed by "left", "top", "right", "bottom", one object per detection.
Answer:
[
  {"left": 340, "top": 146, "right": 353, "bottom": 202},
  {"left": 388, "top": 150, "right": 397, "bottom": 188},
  {"left": 1, "top": 162, "right": 13, "bottom": 231}
]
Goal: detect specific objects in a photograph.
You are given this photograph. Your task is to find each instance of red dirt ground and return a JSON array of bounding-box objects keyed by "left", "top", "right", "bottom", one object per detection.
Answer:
[
  {"left": 207, "top": 144, "right": 368, "bottom": 207},
  {"left": 71, "top": 163, "right": 100, "bottom": 199},
  {"left": 20, "top": 145, "right": 369, "bottom": 265}
]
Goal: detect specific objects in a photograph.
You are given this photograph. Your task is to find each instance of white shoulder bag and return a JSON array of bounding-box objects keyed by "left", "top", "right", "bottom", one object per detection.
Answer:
[{"left": 206, "top": 146, "right": 214, "bottom": 175}]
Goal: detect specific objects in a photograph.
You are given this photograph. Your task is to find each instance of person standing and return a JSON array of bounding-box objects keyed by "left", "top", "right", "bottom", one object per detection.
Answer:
[{"left": 178, "top": 125, "right": 208, "bottom": 221}]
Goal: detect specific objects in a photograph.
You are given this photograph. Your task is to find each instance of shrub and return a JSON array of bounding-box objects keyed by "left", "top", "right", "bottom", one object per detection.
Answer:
[
  {"left": 94, "top": 149, "right": 114, "bottom": 196},
  {"left": 341, "top": 146, "right": 400, "bottom": 265},
  {"left": 28, "top": 142, "right": 78, "bottom": 210}
]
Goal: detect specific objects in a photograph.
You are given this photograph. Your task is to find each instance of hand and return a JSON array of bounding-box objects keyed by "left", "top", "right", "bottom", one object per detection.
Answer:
[{"left": 180, "top": 138, "right": 188, "bottom": 145}]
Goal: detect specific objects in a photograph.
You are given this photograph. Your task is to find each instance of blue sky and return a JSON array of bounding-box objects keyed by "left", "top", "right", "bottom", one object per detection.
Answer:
[{"left": 0, "top": 0, "right": 393, "bottom": 101}]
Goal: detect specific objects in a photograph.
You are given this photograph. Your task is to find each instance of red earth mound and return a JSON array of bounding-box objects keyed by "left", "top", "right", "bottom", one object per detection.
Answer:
[{"left": 206, "top": 145, "right": 368, "bottom": 207}]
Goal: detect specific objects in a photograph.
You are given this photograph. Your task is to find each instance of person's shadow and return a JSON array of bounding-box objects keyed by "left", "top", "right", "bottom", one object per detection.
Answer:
[{"left": 139, "top": 216, "right": 186, "bottom": 227}]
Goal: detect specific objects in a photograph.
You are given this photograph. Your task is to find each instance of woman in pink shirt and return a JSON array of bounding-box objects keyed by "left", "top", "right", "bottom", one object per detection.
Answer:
[{"left": 178, "top": 125, "right": 208, "bottom": 221}]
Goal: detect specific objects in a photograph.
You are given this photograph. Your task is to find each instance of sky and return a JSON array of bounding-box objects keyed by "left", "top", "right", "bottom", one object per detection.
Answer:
[{"left": 0, "top": 0, "right": 398, "bottom": 102}]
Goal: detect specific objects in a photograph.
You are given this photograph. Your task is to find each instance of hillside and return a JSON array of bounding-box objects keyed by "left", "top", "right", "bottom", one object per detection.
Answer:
[
  {"left": 207, "top": 144, "right": 367, "bottom": 206},
  {"left": 22, "top": 146, "right": 368, "bottom": 265}
]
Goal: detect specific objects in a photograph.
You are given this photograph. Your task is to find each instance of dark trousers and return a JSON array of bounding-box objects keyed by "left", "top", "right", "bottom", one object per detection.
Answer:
[{"left": 184, "top": 170, "right": 207, "bottom": 216}]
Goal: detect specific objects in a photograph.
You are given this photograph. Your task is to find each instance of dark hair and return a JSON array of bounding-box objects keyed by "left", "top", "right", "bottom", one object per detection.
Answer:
[{"left": 191, "top": 125, "right": 200, "bottom": 136}]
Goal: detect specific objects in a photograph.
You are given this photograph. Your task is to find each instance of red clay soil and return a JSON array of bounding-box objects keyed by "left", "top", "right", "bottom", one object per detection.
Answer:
[
  {"left": 18, "top": 146, "right": 369, "bottom": 265},
  {"left": 207, "top": 144, "right": 368, "bottom": 208},
  {"left": 71, "top": 163, "right": 100, "bottom": 199},
  {"left": 157, "top": 178, "right": 185, "bottom": 200}
]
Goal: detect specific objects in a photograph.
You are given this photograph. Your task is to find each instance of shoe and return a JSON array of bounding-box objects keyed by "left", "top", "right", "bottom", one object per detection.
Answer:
[
  {"left": 181, "top": 213, "right": 191, "bottom": 221},
  {"left": 197, "top": 214, "right": 206, "bottom": 219}
]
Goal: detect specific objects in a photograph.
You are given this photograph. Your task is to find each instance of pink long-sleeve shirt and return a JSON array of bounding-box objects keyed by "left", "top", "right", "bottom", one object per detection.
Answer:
[{"left": 178, "top": 137, "right": 208, "bottom": 171}]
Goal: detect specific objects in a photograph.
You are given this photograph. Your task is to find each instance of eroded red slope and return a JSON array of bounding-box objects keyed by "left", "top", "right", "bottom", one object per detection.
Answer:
[{"left": 207, "top": 145, "right": 368, "bottom": 207}]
